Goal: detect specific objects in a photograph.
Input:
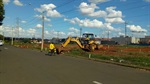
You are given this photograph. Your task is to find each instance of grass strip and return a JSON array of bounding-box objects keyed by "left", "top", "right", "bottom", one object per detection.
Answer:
[{"left": 66, "top": 49, "right": 150, "bottom": 69}]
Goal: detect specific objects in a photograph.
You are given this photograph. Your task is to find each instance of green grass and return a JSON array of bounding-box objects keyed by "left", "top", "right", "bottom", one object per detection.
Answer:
[{"left": 66, "top": 49, "right": 150, "bottom": 68}]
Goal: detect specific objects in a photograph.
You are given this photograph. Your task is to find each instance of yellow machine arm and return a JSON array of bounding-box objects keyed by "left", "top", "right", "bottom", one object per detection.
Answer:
[{"left": 61, "top": 37, "right": 84, "bottom": 49}]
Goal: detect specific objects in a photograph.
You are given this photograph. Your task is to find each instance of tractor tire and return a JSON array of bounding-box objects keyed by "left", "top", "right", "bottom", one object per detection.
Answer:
[
  {"left": 95, "top": 44, "right": 99, "bottom": 50},
  {"left": 89, "top": 44, "right": 95, "bottom": 52}
]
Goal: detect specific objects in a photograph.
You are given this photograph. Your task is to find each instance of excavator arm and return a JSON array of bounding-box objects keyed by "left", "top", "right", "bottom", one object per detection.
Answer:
[
  {"left": 57, "top": 33, "right": 103, "bottom": 53},
  {"left": 61, "top": 37, "right": 84, "bottom": 49}
]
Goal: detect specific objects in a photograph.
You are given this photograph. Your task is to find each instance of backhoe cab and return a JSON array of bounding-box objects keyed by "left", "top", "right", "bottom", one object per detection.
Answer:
[{"left": 60, "top": 33, "right": 102, "bottom": 52}]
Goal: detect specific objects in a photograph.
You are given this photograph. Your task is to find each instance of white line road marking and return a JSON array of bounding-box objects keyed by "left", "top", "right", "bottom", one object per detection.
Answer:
[{"left": 93, "top": 81, "right": 103, "bottom": 84}]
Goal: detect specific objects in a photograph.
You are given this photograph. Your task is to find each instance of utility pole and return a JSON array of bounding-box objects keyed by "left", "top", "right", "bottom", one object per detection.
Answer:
[
  {"left": 80, "top": 28, "right": 82, "bottom": 38},
  {"left": 41, "top": 12, "right": 45, "bottom": 51},
  {"left": 108, "top": 31, "right": 110, "bottom": 40},
  {"left": 125, "top": 21, "right": 128, "bottom": 45},
  {"left": 125, "top": 21, "right": 127, "bottom": 38},
  {"left": 16, "top": 17, "right": 20, "bottom": 39},
  {"left": 11, "top": 27, "right": 14, "bottom": 45}
]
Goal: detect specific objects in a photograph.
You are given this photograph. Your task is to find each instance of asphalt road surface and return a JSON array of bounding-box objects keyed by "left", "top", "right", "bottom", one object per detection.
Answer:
[{"left": 0, "top": 45, "right": 150, "bottom": 84}]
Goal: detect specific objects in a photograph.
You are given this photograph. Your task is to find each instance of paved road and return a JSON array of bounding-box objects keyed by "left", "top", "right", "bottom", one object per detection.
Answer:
[{"left": 0, "top": 45, "right": 150, "bottom": 84}]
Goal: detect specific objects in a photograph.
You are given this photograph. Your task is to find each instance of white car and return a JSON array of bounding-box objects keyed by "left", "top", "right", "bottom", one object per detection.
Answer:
[{"left": 0, "top": 40, "right": 4, "bottom": 46}]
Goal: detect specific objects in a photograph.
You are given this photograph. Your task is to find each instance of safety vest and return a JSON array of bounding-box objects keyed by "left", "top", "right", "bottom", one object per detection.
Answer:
[{"left": 49, "top": 43, "right": 55, "bottom": 50}]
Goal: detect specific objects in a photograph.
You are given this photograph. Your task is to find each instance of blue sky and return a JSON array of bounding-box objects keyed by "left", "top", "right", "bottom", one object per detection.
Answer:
[{"left": 0, "top": 0, "right": 150, "bottom": 39}]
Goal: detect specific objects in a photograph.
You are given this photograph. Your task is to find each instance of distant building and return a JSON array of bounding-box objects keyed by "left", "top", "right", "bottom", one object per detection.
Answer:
[
  {"left": 140, "top": 36, "right": 150, "bottom": 44},
  {"left": 51, "top": 38, "right": 60, "bottom": 44},
  {"left": 131, "top": 37, "right": 140, "bottom": 44},
  {"left": 112, "top": 36, "right": 132, "bottom": 45},
  {"left": 112, "top": 35, "right": 150, "bottom": 45}
]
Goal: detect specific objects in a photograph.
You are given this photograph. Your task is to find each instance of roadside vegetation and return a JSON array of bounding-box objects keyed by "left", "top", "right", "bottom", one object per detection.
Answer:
[{"left": 65, "top": 45, "right": 150, "bottom": 69}]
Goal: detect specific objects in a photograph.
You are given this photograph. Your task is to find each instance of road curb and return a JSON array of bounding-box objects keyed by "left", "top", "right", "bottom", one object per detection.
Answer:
[
  {"left": 61, "top": 54, "right": 150, "bottom": 72},
  {"left": 90, "top": 58, "right": 150, "bottom": 72}
]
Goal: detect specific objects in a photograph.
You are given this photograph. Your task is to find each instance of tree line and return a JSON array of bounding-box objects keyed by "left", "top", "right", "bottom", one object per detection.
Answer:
[{"left": 0, "top": 0, "right": 4, "bottom": 25}]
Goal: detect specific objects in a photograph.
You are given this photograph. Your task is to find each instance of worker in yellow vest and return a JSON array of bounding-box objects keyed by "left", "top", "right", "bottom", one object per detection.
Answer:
[{"left": 48, "top": 42, "right": 56, "bottom": 56}]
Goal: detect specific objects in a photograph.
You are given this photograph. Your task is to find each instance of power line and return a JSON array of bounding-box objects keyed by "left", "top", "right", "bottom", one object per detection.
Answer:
[
  {"left": 56, "top": 0, "right": 75, "bottom": 9},
  {"left": 52, "top": 1, "right": 150, "bottom": 24},
  {"left": 123, "top": 4, "right": 149, "bottom": 11},
  {"left": 20, "top": 0, "right": 76, "bottom": 29},
  {"left": 20, "top": 18, "right": 41, "bottom": 28},
  {"left": 127, "top": 13, "right": 150, "bottom": 18},
  {"left": 19, "top": 0, "right": 149, "bottom": 33},
  {"left": 16, "top": 17, "right": 20, "bottom": 38}
]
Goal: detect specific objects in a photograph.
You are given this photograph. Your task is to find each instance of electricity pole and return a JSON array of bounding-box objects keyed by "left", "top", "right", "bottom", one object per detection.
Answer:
[
  {"left": 107, "top": 31, "right": 110, "bottom": 39},
  {"left": 11, "top": 27, "right": 14, "bottom": 45},
  {"left": 125, "top": 21, "right": 128, "bottom": 45},
  {"left": 16, "top": 17, "right": 20, "bottom": 39},
  {"left": 80, "top": 28, "right": 82, "bottom": 38},
  {"left": 41, "top": 12, "right": 45, "bottom": 51}
]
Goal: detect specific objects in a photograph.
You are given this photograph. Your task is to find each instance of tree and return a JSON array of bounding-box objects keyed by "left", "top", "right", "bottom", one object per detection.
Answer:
[{"left": 0, "top": 0, "right": 4, "bottom": 25}]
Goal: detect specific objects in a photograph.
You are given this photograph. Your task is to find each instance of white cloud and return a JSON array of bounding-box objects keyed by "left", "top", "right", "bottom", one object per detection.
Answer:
[
  {"left": 17, "top": 28, "right": 39, "bottom": 38},
  {"left": 79, "top": 2, "right": 124, "bottom": 23},
  {"left": 79, "top": 2, "right": 107, "bottom": 17},
  {"left": 88, "top": 0, "right": 110, "bottom": 4},
  {"left": 88, "top": 10, "right": 107, "bottom": 17},
  {"left": 3, "top": 0, "right": 10, "bottom": 4},
  {"left": 47, "top": 30, "right": 66, "bottom": 38},
  {"left": 144, "top": 0, "right": 150, "bottom": 2},
  {"left": 79, "top": 2, "right": 125, "bottom": 24},
  {"left": 105, "top": 17, "right": 124, "bottom": 23},
  {"left": 59, "top": 31, "right": 66, "bottom": 36},
  {"left": 13, "top": 0, "right": 23, "bottom": 6},
  {"left": 69, "top": 27, "right": 80, "bottom": 33},
  {"left": 47, "top": 10, "right": 62, "bottom": 18},
  {"left": 35, "top": 4, "right": 62, "bottom": 18},
  {"left": 127, "top": 25, "right": 147, "bottom": 32},
  {"left": 0, "top": 25, "right": 28, "bottom": 37},
  {"left": 67, "top": 32, "right": 76, "bottom": 36},
  {"left": 79, "top": 2, "right": 98, "bottom": 15},
  {"left": 106, "top": 6, "right": 123, "bottom": 18},
  {"left": 19, "top": 27, "right": 25, "bottom": 33},
  {"left": 105, "top": 6, "right": 125, "bottom": 23},
  {"left": 45, "top": 30, "right": 49, "bottom": 35},
  {"left": 118, "top": 32, "right": 125, "bottom": 36},
  {"left": 36, "top": 24, "right": 42, "bottom": 28},
  {"left": 103, "top": 23, "right": 115, "bottom": 30},
  {"left": 65, "top": 17, "right": 104, "bottom": 28},
  {"left": 21, "top": 20, "right": 26, "bottom": 23},
  {"left": 67, "top": 27, "right": 80, "bottom": 36},
  {"left": 27, "top": 28, "right": 36, "bottom": 35},
  {"left": 1, "top": 25, "right": 67, "bottom": 38},
  {"left": 35, "top": 15, "right": 51, "bottom": 22}
]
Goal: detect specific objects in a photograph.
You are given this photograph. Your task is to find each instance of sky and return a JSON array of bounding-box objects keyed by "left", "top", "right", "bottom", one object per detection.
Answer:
[{"left": 0, "top": 0, "right": 150, "bottom": 39}]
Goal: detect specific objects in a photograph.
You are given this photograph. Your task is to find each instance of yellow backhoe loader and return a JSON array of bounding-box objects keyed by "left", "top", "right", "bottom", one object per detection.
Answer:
[{"left": 57, "top": 33, "right": 103, "bottom": 53}]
